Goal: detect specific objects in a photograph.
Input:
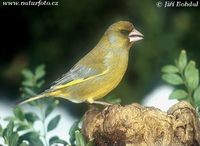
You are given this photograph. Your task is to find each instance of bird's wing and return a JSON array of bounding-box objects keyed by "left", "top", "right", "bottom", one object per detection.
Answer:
[{"left": 48, "top": 64, "right": 108, "bottom": 91}]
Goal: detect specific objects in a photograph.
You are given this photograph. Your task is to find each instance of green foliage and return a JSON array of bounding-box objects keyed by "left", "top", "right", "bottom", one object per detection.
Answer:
[
  {"left": 103, "top": 95, "right": 121, "bottom": 104},
  {"left": 21, "top": 65, "right": 45, "bottom": 98},
  {"left": 19, "top": 132, "right": 43, "bottom": 146},
  {"left": 0, "top": 65, "right": 69, "bottom": 146},
  {"left": 0, "top": 65, "right": 95, "bottom": 146},
  {"left": 0, "top": 123, "right": 3, "bottom": 136},
  {"left": 3, "top": 121, "right": 14, "bottom": 144},
  {"left": 49, "top": 136, "right": 69, "bottom": 145},
  {"left": 162, "top": 73, "right": 183, "bottom": 85},
  {"left": 24, "top": 112, "right": 39, "bottom": 123},
  {"left": 169, "top": 89, "right": 187, "bottom": 100},
  {"left": 14, "top": 106, "right": 25, "bottom": 121},
  {"left": 69, "top": 120, "right": 94, "bottom": 146},
  {"left": 45, "top": 100, "right": 59, "bottom": 118},
  {"left": 161, "top": 65, "right": 179, "bottom": 73},
  {"left": 177, "top": 50, "right": 187, "bottom": 71},
  {"left": 75, "top": 130, "right": 86, "bottom": 146},
  {"left": 19, "top": 142, "right": 28, "bottom": 146},
  {"left": 162, "top": 50, "right": 200, "bottom": 112},
  {"left": 184, "top": 61, "right": 199, "bottom": 90},
  {"left": 47, "top": 115, "right": 61, "bottom": 132}
]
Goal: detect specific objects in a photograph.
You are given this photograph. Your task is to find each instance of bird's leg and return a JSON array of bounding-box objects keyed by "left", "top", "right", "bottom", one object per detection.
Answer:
[
  {"left": 87, "top": 99, "right": 112, "bottom": 106},
  {"left": 92, "top": 100, "right": 112, "bottom": 106}
]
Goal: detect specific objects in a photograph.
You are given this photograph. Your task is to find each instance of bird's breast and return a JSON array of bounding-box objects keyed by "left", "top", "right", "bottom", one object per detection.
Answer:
[{"left": 104, "top": 48, "right": 129, "bottom": 82}]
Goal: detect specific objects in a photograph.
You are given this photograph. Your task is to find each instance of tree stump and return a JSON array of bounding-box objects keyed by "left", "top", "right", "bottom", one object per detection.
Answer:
[{"left": 82, "top": 101, "right": 200, "bottom": 146}]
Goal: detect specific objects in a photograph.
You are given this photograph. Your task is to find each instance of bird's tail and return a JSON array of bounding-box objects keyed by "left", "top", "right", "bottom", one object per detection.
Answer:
[{"left": 18, "top": 93, "right": 47, "bottom": 105}]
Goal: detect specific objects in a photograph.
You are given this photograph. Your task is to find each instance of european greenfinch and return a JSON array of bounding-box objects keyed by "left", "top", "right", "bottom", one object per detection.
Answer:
[{"left": 20, "top": 21, "right": 143, "bottom": 105}]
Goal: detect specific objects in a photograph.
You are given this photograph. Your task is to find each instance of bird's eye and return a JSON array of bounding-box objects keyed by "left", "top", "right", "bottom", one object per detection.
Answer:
[{"left": 120, "top": 29, "right": 130, "bottom": 36}]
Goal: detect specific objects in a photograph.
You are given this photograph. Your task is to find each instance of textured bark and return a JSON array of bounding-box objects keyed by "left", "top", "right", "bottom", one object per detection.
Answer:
[{"left": 82, "top": 101, "right": 200, "bottom": 146}]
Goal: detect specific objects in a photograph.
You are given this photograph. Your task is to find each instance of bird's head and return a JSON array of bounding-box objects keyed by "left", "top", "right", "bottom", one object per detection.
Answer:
[{"left": 105, "top": 21, "right": 143, "bottom": 48}]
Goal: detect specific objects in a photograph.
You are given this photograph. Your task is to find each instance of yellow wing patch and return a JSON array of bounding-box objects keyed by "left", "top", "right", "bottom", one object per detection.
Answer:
[
  {"left": 52, "top": 78, "right": 84, "bottom": 90},
  {"left": 51, "top": 69, "right": 109, "bottom": 90}
]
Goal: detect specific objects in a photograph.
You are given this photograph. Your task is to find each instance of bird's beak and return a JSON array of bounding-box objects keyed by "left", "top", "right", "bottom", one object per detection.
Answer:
[{"left": 128, "top": 29, "right": 144, "bottom": 42}]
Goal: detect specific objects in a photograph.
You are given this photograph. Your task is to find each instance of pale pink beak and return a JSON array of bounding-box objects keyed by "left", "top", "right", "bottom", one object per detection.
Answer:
[{"left": 128, "top": 29, "right": 144, "bottom": 42}]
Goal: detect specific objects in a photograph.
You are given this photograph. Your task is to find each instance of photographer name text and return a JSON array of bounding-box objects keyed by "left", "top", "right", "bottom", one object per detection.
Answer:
[{"left": 164, "top": 1, "right": 199, "bottom": 8}]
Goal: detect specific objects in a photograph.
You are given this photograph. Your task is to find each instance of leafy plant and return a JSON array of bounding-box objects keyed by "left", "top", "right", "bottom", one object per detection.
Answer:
[
  {"left": 0, "top": 65, "right": 95, "bottom": 146},
  {"left": 0, "top": 65, "right": 69, "bottom": 146},
  {"left": 162, "top": 50, "right": 200, "bottom": 111},
  {"left": 69, "top": 120, "right": 94, "bottom": 146}
]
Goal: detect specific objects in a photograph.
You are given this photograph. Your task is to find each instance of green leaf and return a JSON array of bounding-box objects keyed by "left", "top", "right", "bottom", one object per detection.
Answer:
[
  {"left": 22, "top": 69, "right": 33, "bottom": 79},
  {"left": 75, "top": 130, "right": 86, "bottom": 146},
  {"left": 49, "top": 136, "right": 69, "bottom": 145},
  {"left": 47, "top": 115, "right": 61, "bottom": 132},
  {"left": 19, "top": 142, "right": 29, "bottom": 146},
  {"left": 14, "top": 106, "right": 25, "bottom": 121},
  {"left": 184, "top": 61, "right": 199, "bottom": 91},
  {"left": 22, "top": 80, "right": 34, "bottom": 87},
  {"left": 35, "top": 65, "right": 45, "bottom": 80},
  {"left": 194, "top": 86, "right": 200, "bottom": 107},
  {"left": 162, "top": 74, "right": 183, "bottom": 85},
  {"left": 9, "top": 132, "right": 19, "bottom": 146},
  {"left": 169, "top": 89, "right": 188, "bottom": 100},
  {"left": 69, "top": 121, "right": 80, "bottom": 145},
  {"left": 3, "top": 120, "right": 14, "bottom": 139},
  {"left": 16, "top": 125, "right": 30, "bottom": 131},
  {"left": 178, "top": 50, "right": 187, "bottom": 71},
  {"left": 25, "top": 112, "right": 39, "bottom": 123},
  {"left": 49, "top": 136, "right": 59, "bottom": 145},
  {"left": 19, "top": 132, "right": 43, "bottom": 146},
  {"left": 23, "top": 87, "right": 36, "bottom": 96},
  {"left": 45, "top": 100, "right": 58, "bottom": 117},
  {"left": 104, "top": 95, "right": 121, "bottom": 104},
  {"left": 36, "top": 80, "right": 45, "bottom": 88},
  {"left": 0, "top": 124, "right": 2, "bottom": 136},
  {"left": 86, "top": 141, "right": 95, "bottom": 146},
  {"left": 4, "top": 116, "right": 16, "bottom": 121},
  {"left": 161, "top": 65, "right": 179, "bottom": 73}
]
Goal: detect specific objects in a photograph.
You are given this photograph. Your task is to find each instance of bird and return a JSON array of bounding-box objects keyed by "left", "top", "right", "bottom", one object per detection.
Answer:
[{"left": 19, "top": 21, "right": 144, "bottom": 105}]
